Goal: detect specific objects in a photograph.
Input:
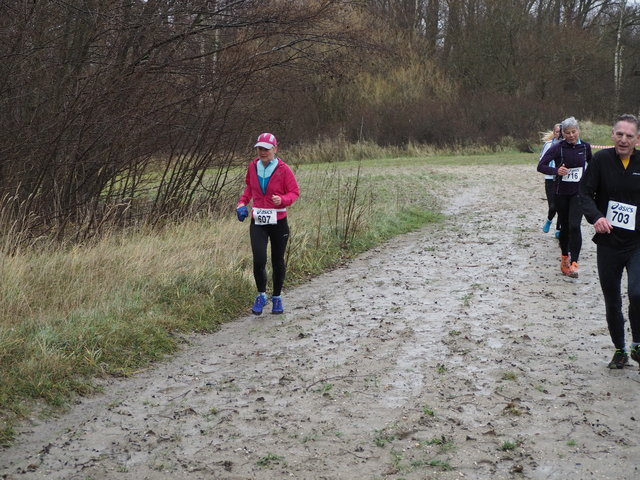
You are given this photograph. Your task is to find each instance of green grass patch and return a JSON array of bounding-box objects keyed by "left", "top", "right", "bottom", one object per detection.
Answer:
[
  {"left": 256, "top": 452, "right": 285, "bottom": 467},
  {"left": 374, "top": 428, "right": 396, "bottom": 447},
  {"left": 425, "top": 436, "right": 456, "bottom": 452},
  {"left": 422, "top": 405, "right": 436, "bottom": 416},
  {"left": 288, "top": 137, "right": 533, "bottom": 166},
  {"left": 313, "top": 383, "right": 334, "bottom": 395},
  {"left": 500, "top": 440, "right": 518, "bottom": 451},
  {"left": 313, "top": 152, "right": 534, "bottom": 169},
  {"left": 410, "top": 458, "right": 454, "bottom": 470},
  {"left": 580, "top": 120, "right": 613, "bottom": 147}
]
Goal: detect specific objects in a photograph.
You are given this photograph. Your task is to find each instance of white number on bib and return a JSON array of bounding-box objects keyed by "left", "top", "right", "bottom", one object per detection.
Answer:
[
  {"left": 606, "top": 201, "right": 637, "bottom": 231},
  {"left": 253, "top": 208, "right": 277, "bottom": 225},
  {"left": 562, "top": 167, "right": 583, "bottom": 182}
]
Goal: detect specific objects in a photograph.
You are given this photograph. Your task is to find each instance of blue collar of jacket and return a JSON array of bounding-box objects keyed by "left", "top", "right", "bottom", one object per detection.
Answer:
[
  {"left": 257, "top": 158, "right": 279, "bottom": 194},
  {"left": 257, "top": 158, "right": 279, "bottom": 178}
]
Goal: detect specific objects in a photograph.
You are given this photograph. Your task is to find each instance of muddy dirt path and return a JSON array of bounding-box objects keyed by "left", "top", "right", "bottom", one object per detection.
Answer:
[{"left": 2, "top": 164, "right": 640, "bottom": 480}]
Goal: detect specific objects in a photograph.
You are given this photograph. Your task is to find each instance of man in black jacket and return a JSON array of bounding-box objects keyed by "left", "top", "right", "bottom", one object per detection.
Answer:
[{"left": 580, "top": 114, "right": 640, "bottom": 369}]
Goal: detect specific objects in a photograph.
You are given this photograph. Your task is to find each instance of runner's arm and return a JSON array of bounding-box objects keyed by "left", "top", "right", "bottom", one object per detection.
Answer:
[
  {"left": 278, "top": 165, "right": 300, "bottom": 207},
  {"left": 537, "top": 144, "right": 559, "bottom": 176},
  {"left": 579, "top": 156, "right": 604, "bottom": 225},
  {"left": 539, "top": 141, "right": 552, "bottom": 160}
]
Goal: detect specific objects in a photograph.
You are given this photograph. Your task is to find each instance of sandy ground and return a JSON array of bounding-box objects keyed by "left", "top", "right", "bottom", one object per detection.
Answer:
[{"left": 2, "top": 163, "right": 640, "bottom": 480}]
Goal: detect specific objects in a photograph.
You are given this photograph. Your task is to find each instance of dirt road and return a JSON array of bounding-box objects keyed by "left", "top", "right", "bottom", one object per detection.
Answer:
[{"left": 2, "top": 164, "right": 640, "bottom": 479}]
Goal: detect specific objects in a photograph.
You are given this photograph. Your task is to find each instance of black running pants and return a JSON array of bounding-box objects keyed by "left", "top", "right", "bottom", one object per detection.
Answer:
[
  {"left": 250, "top": 217, "right": 289, "bottom": 296},
  {"left": 544, "top": 179, "right": 557, "bottom": 224},
  {"left": 555, "top": 193, "right": 582, "bottom": 262},
  {"left": 597, "top": 244, "right": 640, "bottom": 350}
]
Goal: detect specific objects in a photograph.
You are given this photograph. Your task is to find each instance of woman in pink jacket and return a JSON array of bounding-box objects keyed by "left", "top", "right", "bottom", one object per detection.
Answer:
[{"left": 236, "top": 133, "right": 300, "bottom": 315}]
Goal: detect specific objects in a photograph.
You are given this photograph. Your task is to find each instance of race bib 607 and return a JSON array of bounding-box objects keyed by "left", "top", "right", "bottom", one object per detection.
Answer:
[{"left": 253, "top": 208, "right": 277, "bottom": 225}]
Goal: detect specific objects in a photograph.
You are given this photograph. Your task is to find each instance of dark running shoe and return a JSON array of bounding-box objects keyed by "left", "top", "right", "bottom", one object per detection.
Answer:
[
  {"left": 608, "top": 349, "right": 629, "bottom": 369},
  {"left": 271, "top": 296, "right": 283, "bottom": 314},
  {"left": 631, "top": 345, "right": 640, "bottom": 365},
  {"left": 251, "top": 294, "right": 268, "bottom": 315}
]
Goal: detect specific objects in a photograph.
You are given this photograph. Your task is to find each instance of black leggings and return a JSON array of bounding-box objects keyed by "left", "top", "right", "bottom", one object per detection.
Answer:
[
  {"left": 544, "top": 179, "right": 557, "bottom": 225},
  {"left": 597, "top": 244, "right": 640, "bottom": 350},
  {"left": 555, "top": 194, "right": 582, "bottom": 262},
  {"left": 250, "top": 217, "right": 289, "bottom": 296}
]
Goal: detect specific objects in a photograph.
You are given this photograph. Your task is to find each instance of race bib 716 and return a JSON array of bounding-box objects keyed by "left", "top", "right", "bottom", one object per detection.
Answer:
[{"left": 561, "top": 167, "right": 583, "bottom": 182}]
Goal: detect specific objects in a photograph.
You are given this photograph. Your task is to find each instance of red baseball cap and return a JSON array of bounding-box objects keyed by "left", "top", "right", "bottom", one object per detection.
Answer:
[{"left": 254, "top": 133, "right": 277, "bottom": 149}]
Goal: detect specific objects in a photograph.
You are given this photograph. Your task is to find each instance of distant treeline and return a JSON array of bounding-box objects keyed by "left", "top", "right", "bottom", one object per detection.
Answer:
[{"left": 1, "top": 0, "right": 638, "bottom": 241}]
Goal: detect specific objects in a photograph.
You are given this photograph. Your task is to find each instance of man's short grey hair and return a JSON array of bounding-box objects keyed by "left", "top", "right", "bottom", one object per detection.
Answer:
[
  {"left": 614, "top": 114, "right": 639, "bottom": 130},
  {"left": 561, "top": 116, "right": 579, "bottom": 131}
]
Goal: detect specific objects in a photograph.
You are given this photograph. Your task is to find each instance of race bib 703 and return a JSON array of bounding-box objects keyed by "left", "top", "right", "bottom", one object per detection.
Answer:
[{"left": 606, "top": 201, "right": 637, "bottom": 231}]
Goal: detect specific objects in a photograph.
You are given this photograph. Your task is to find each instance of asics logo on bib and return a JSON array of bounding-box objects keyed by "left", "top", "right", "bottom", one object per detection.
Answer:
[{"left": 611, "top": 203, "right": 635, "bottom": 213}]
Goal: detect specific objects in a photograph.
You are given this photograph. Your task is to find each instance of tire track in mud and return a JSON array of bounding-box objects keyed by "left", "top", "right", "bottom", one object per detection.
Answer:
[{"left": 2, "top": 164, "right": 640, "bottom": 479}]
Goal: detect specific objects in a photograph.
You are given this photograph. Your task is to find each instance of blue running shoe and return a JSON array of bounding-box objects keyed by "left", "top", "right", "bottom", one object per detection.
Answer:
[
  {"left": 251, "top": 294, "right": 267, "bottom": 315},
  {"left": 542, "top": 219, "right": 552, "bottom": 233},
  {"left": 271, "top": 296, "right": 283, "bottom": 314},
  {"left": 555, "top": 229, "right": 560, "bottom": 239}
]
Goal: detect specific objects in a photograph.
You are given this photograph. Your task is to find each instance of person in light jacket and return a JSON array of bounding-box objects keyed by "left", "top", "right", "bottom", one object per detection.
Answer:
[{"left": 540, "top": 123, "right": 562, "bottom": 237}]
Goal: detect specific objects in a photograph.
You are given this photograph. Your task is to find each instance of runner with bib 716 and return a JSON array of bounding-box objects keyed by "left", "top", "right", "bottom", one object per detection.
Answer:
[{"left": 538, "top": 116, "right": 592, "bottom": 278}]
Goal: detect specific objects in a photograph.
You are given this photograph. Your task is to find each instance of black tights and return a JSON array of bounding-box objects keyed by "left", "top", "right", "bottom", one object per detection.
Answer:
[
  {"left": 555, "top": 194, "right": 582, "bottom": 262},
  {"left": 544, "top": 179, "right": 557, "bottom": 226},
  {"left": 597, "top": 244, "right": 640, "bottom": 350},
  {"left": 250, "top": 218, "right": 289, "bottom": 296}
]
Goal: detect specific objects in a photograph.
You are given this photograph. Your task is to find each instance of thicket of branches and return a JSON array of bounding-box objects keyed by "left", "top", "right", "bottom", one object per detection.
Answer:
[
  {"left": 2, "top": 0, "right": 640, "bottom": 242},
  {"left": 0, "top": 0, "right": 362, "bottom": 242}
]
